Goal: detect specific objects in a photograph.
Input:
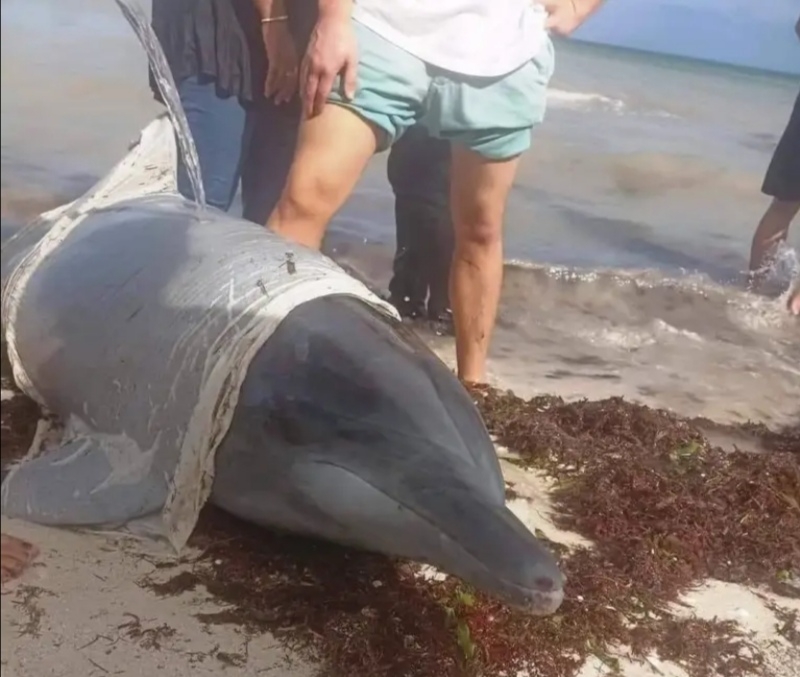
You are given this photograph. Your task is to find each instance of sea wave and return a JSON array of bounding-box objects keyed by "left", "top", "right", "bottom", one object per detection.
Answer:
[
  {"left": 546, "top": 87, "right": 676, "bottom": 119},
  {"left": 546, "top": 88, "right": 625, "bottom": 112},
  {"left": 530, "top": 145, "right": 761, "bottom": 199},
  {"left": 499, "top": 260, "right": 797, "bottom": 343}
]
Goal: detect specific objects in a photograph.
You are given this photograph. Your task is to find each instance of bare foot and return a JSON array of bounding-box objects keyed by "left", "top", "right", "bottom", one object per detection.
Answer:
[
  {"left": 789, "top": 289, "right": 800, "bottom": 316},
  {"left": 1, "top": 533, "right": 39, "bottom": 586}
]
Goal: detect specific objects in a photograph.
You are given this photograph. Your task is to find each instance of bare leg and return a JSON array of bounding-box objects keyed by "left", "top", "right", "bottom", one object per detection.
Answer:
[
  {"left": 449, "top": 146, "right": 520, "bottom": 384},
  {"left": 267, "top": 104, "right": 380, "bottom": 250},
  {"left": 748, "top": 198, "right": 800, "bottom": 286},
  {"left": 1, "top": 533, "right": 39, "bottom": 586},
  {"left": 788, "top": 282, "right": 800, "bottom": 316}
]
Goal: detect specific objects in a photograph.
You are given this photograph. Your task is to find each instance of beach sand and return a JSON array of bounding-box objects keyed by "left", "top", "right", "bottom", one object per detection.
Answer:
[
  {"left": 4, "top": 515, "right": 796, "bottom": 677},
  {"left": 0, "top": 516, "right": 316, "bottom": 677}
]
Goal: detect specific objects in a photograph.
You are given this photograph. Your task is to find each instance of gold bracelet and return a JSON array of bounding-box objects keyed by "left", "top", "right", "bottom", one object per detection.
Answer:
[{"left": 261, "top": 15, "right": 289, "bottom": 23}]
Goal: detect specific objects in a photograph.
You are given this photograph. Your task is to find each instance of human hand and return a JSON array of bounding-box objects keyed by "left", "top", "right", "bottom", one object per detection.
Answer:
[
  {"left": 300, "top": 13, "right": 358, "bottom": 118},
  {"left": 538, "top": 0, "right": 601, "bottom": 36},
  {"left": 263, "top": 21, "right": 300, "bottom": 105}
]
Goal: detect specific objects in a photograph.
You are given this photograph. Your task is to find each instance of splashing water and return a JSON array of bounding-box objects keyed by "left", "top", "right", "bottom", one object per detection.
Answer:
[{"left": 112, "top": 0, "right": 206, "bottom": 207}]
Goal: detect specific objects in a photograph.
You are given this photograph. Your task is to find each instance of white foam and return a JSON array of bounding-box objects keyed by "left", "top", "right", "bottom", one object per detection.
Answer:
[
  {"left": 547, "top": 89, "right": 627, "bottom": 114},
  {"left": 545, "top": 87, "right": 677, "bottom": 119},
  {"left": 547, "top": 88, "right": 626, "bottom": 113}
]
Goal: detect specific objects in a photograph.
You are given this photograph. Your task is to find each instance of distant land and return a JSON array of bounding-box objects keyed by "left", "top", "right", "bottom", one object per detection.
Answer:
[{"left": 573, "top": 0, "right": 800, "bottom": 77}]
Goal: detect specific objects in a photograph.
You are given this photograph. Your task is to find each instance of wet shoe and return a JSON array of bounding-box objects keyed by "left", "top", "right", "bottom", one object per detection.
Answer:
[
  {"left": 388, "top": 295, "right": 426, "bottom": 320},
  {"left": 427, "top": 307, "right": 454, "bottom": 336}
]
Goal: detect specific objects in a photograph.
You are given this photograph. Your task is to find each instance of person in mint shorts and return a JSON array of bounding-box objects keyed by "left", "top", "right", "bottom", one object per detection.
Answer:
[{"left": 268, "top": 0, "right": 606, "bottom": 384}]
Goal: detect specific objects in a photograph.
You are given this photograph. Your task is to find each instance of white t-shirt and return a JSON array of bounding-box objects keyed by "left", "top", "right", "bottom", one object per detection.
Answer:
[{"left": 352, "top": 0, "right": 549, "bottom": 78}]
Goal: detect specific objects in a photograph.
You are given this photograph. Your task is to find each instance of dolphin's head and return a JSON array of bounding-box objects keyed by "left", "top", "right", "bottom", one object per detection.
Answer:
[{"left": 214, "top": 294, "right": 564, "bottom": 614}]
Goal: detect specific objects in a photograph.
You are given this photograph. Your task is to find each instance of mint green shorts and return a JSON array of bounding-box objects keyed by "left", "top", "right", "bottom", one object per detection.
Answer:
[{"left": 328, "top": 20, "right": 555, "bottom": 161}]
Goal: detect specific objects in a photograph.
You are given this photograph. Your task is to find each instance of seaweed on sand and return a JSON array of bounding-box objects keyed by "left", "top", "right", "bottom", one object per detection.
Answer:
[
  {"left": 461, "top": 386, "right": 799, "bottom": 676},
  {"left": 1, "top": 347, "right": 41, "bottom": 469},
  {"left": 2, "top": 348, "right": 798, "bottom": 677},
  {"left": 153, "top": 388, "right": 798, "bottom": 677}
]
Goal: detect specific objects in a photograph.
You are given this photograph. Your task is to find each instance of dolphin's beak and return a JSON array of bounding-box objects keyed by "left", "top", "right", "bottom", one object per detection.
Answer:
[{"left": 297, "top": 455, "right": 566, "bottom": 614}]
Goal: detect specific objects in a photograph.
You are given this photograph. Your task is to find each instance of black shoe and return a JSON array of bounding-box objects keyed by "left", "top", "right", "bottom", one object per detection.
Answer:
[{"left": 427, "top": 307, "right": 454, "bottom": 336}]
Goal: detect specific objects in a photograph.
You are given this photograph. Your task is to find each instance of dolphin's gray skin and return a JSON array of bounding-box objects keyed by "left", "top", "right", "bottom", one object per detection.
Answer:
[
  {"left": 213, "top": 295, "right": 564, "bottom": 614},
  {"left": 0, "top": 122, "right": 563, "bottom": 613}
]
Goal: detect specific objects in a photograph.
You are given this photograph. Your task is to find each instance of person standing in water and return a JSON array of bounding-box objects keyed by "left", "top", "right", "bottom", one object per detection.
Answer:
[
  {"left": 748, "top": 14, "right": 800, "bottom": 316},
  {"left": 267, "top": 0, "right": 606, "bottom": 384}
]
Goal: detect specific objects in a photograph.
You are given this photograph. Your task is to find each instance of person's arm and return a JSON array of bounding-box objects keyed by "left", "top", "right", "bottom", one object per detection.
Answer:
[
  {"left": 253, "top": 0, "right": 300, "bottom": 104},
  {"left": 541, "top": 0, "right": 605, "bottom": 36},
  {"left": 574, "top": 0, "right": 606, "bottom": 19},
  {"left": 318, "top": 0, "right": 352, "bottom": 19},
  {"left": 251, "top": 0, "right": 286, "bottom": 21},
  {"left": 300, "top": 0, "right": 357, "bottom": 117},
  {"left": 795, "top": 13, "right": 800, "bottom": 41}
]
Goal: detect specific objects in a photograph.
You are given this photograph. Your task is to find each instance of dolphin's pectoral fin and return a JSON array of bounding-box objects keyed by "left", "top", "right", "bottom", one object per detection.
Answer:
[{"left": 1, "top": 435, "right": 166, "bottom": 526}]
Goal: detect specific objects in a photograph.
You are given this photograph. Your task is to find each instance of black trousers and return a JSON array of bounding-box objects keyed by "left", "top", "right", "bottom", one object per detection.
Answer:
[
  {"left": 762, "top": 89, "right": 800, "bottom": 202},
  {"left": 386, "top": 126, "right": 453, "bottom": 318},
  {"left": 388, "top": 198, "right": 454, "bottom": 317}
]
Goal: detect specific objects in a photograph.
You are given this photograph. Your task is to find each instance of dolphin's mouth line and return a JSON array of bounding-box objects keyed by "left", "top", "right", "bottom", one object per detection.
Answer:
[{"left": 310, "top": 459, "right": 563, "bottom": 609}]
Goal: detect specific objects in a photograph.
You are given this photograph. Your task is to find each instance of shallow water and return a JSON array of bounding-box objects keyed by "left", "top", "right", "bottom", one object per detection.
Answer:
[{"left": 1, "top": 0, "right": 798, "bottom": 427}]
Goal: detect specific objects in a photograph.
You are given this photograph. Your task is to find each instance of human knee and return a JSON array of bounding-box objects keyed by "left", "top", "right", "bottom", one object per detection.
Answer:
[
  {"left": 450, "top": 150, "right": 517, "bottom": 251},
  {"left": 453, "top": 202, "right": 503, "bottom": 249},
  {"left": 276, "top": 166, "right": 343, "bottom": 223},
  {"left": 457, "top": 223, "right": 502, "bottom": 251}
]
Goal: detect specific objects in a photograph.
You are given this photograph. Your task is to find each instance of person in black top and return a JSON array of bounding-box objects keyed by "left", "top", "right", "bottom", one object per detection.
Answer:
[
  {"left": 151, "top": 0, "right": 453, "bottom": 319},
  {"left": 150, "top": 0, "right": 314, "bottom": 222},
  {"left": 748, "top": 14, "right": 800, "bottom": 315}
]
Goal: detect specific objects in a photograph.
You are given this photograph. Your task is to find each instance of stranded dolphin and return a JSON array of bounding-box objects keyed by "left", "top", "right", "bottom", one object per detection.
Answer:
[{"left": 0, "top": 117, "right": 564, "bottom": 614}]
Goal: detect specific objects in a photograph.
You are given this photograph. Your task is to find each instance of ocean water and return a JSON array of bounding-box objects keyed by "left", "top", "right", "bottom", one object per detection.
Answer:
[{"left": 1, "top": 0, "right": 798, "bottom": 427}]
